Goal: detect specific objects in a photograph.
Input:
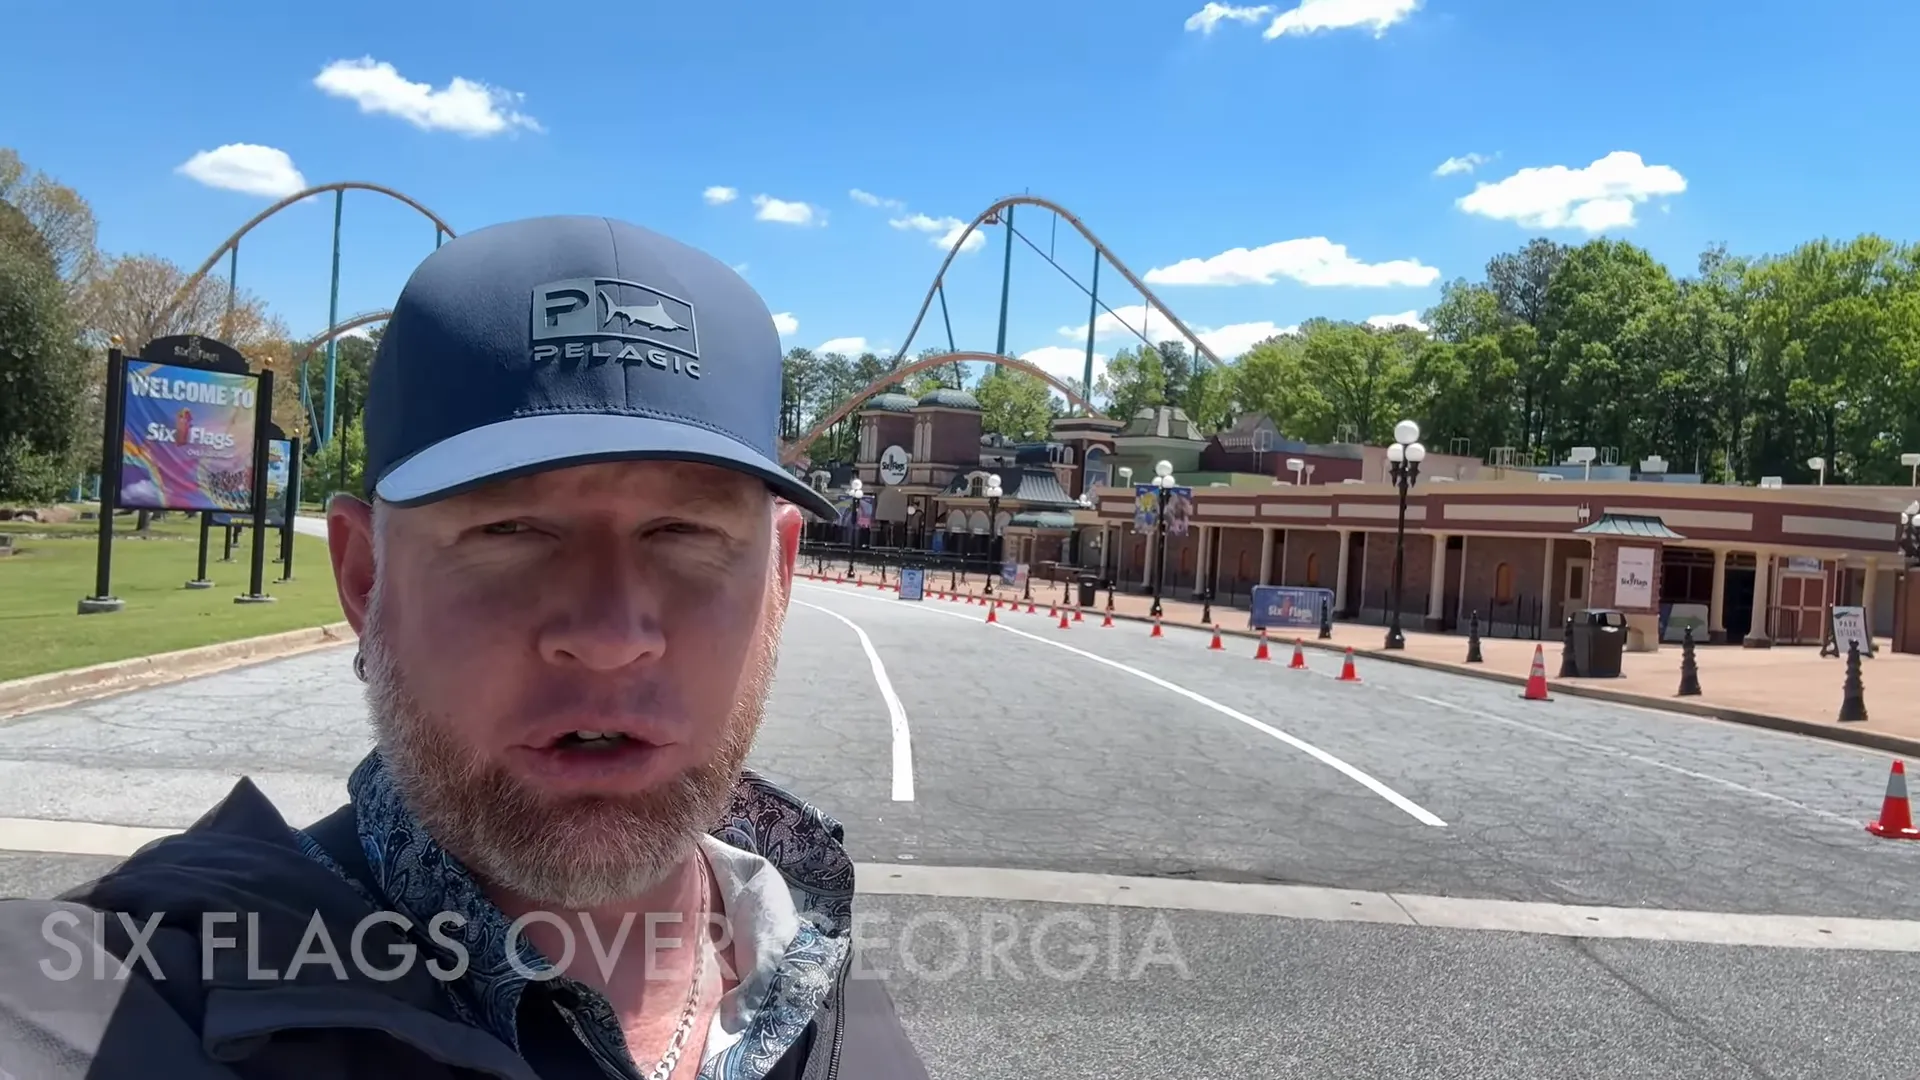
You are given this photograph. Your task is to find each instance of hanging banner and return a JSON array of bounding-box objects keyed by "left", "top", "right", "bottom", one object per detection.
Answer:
[
  {"left": 1164, "top": 486, "right": 1194, "bottom": 537},
  {"left": 1132, "top": 485, "right": 1157, "bottom": 535},
  {"left": 117, "top": 359, "right": 262, "bottom": 513}
]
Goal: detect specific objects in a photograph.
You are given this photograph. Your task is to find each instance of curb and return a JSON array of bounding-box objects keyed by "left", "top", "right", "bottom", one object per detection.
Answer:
[
  {"left": 899, "top": 582, "right": 1920, "bottom": 760},
  {"left": 0, "top": 622, "right": 357, "bottom": 721}
]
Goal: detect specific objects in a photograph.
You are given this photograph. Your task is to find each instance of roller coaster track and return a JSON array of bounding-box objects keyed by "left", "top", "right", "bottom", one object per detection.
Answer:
[
  {"left": 779, "top": 193, "right": 1217, "bottom": 463},
  {"left": 155, "top": 182, "right": 456, "bottom": 335},
  {"left": 887, "top": 193, "right": 1223, "bottom": 373},
  {"left": 779, "top": 350, "right": 1098, "bottom": 465}
]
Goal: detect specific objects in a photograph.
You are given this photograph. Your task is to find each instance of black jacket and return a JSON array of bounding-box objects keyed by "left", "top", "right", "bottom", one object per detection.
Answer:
[{"left": 0, "top": 779, "right": 929, "bottom": 1079}]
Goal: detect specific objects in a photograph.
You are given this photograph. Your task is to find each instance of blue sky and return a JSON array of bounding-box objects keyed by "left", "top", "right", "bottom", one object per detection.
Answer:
[{"left": 6, "top": 0, "right": 1919, "bottom": 393}]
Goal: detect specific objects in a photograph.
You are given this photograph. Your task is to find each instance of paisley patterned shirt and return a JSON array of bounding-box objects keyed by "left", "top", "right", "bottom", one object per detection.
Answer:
[{"left": 294, "top": 752, "right": 856, "bottom": 1080}]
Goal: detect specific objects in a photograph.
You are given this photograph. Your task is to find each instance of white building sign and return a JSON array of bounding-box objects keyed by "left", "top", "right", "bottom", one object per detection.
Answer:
[
  {"left": 878, "top": 445, "right": 910, "bottom": 486},
  {"left": 1615, "top": 546, "right": 1656, "bottom": 609}
]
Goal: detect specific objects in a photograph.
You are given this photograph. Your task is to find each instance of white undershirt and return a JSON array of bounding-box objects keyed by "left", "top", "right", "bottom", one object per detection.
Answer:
[{"left": 695, "top": 833, "right": 804, "bottom": 1064}]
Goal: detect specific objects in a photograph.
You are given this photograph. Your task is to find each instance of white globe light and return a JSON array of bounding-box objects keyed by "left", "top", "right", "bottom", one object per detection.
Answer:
[
  {"left": 1154, "top": 460, "right": 1173, "bottom": 478},
  {"left": 1394, "top": 419, "right": 1420, "bottom": 446},
  {"left": 1386, "top": 442, "right": 1404, "bottom": 463},
  {"left": 1407, "top": 442, "right": 1427, "bottom": 463},
  {"left": 848, "top": 478, "right": 863, "bottom": 497}
]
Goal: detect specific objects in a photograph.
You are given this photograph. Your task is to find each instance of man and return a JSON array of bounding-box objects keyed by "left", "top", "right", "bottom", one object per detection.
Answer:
[{"left": 0, "top": 216, "right": 930, "bottom": 1079}]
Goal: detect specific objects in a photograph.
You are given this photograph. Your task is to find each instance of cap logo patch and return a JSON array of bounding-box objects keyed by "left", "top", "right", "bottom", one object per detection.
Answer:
[{"left": 529, "top": 277, "right": 701, "bottom": 378}]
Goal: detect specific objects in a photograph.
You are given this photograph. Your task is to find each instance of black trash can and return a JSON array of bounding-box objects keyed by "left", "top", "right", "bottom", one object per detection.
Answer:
[
  {"left": 1572, "top": 609, "right": 1628, "bottom": 677},
  {"left": 1076, "top": 573, "right": 1100, "bottom": 608}
]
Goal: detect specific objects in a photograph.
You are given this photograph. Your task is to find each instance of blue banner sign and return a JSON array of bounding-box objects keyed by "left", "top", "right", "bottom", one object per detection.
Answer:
[
  {"left": 899, "top": 566, "right": 925, "bottom": 601},
  {"left": 1250, "top": 586, "right": 1334, "bottom": 630}
]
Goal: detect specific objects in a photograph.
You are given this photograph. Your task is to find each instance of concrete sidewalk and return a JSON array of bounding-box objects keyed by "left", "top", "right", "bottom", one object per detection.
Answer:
[{"left": 813, "top": 567, "right": 1920, "bottom": 757}]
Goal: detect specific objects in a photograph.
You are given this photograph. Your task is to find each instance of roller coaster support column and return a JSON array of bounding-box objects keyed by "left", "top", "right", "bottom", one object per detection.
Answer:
[
  {"left": 1082, "top": 252, "right": 1100, "bottom": 416},
  {"left": 994, "top": 205, "right": 1014, "bottom": 357},
  {"left": 322, "top": 189, "right": 344, "bottom": 448},
  {"left": 223, "top": 246, "right": 238, "bottom": 339}
]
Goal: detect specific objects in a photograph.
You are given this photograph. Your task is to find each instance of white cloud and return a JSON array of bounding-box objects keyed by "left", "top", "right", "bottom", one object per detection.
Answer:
[
  {"left": 1144, "top": 237, "right": 1439, "bottom": 288},
  {"left": 1203, "top": 321, "right": 1298, "bottom": 357},
  {"left": 772, "top": 312, "right": 799, "bottom": 336},
  {"left": 816, "top": 337, "right": 870, "bottom": 355},
  {"left": 1457, "top": 151, "right": 1687, "bottom": 232},
  {"left": 1057, "top": 304, "right": 1297, "bottom": 360},
  {"left": 1019, "top": 345, "right": 1109, "bottom": 394},
  {"left": 889, "top": 212, "right": 987, "bottom": 255},
  {"left": 175, "top": 144, "right": 308, "bottom": 198},
  {"left": 703, "top": 186, "right": 738, "bottom": 205},
  {"left": 1366, "top": 310, "right": 1430, "bottom": 332},
  {"left": 313, "top": 57, "right": 540, "bottom": 136},
  {"left": 1185, "top": 3, "right": 1273, "bottom": 33},
  {"left": 1434, "top": 153, "right": 1491, "bottom": 177},
  {"left": 1264, "top": 0, "right": 1420, "bottom": 38},
  {"left": 850, "top": 188, "right": 905, "bottom": 211},
  {"left": 752, "top": 194, "right": 822, "bottom": 226}
]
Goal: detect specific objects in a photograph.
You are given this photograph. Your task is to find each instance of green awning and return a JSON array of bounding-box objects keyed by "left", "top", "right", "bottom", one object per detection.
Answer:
[{"left": 1573, "top": 513, "right": 1687, "bottom": 541}]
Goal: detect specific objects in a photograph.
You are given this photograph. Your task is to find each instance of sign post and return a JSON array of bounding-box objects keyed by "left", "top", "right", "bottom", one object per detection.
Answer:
[
  {"left": 237, "top": 369, "right": 277, "bottom": 604},
  {"left": 78, "top": 340, "right": 131, "bottom": 614},
  {"left": 899, "top": 565, "right": 925, "bottom": 601}
]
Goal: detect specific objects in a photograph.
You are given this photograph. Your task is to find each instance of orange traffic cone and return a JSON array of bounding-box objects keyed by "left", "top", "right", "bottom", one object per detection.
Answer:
[
  {"left": 1027, "top": 602, "right": 1037, "bottom": 614},
  {"left": 1057, "top": 610, "right": 1071, "bottom": 630},
  {"left": 1521, "top": 644, "right": 1552, "bottom": 701},
  {"left": 1254, "top": 630, "right": 1271, "bottom": 661},
  {"left": 1048, "top": 603, "right": 1058, "bottom": 618},
  {"left": 1337, "top": 647, "right": 1361, "bottom": 682},
  {"left": 1208, "top": 626, "right": 1224, "bottom": 650},
  {"left": 1101, "top": 610, "right": 1114, "bottom": 627},
  {"left": 1290, "top": 639, "right": 1308, "bottom": 669},
  {"left": 1073, "top": 607, "right": 1084, "bottom": 622},
  {"left": 1150, "top": 618, "right": 1163, "bottom": 638},
  {"left": 1867, "top": 761, "right": 1920, "bottom": 840},
  {"left": 985, "top": 604, "right": 998, "bottom": 624}
]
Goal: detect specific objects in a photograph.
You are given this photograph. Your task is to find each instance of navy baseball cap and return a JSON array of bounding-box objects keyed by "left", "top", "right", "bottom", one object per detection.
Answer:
[{"left": 362, "top": 215, "right": 836, "bottom": 519}]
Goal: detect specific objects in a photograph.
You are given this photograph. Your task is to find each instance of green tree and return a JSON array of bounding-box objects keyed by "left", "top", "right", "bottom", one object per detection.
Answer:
[
  {"left": 975, "top": 365, "right": 1056, "bottom": 442},
  {"left": 1096, "top": 346, "right": 1166, "bottom": 421},
  {"left": 0, "top": 219, "right": 90, "bottom": 500}
]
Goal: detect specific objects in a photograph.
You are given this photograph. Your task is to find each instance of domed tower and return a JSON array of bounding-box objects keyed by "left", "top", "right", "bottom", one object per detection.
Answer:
[{"left": 853, "top": 390, "right": 927, "bottom": 547}]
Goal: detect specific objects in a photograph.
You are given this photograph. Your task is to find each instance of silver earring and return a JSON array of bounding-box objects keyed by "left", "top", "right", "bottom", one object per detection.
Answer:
[{"left": 353, "top": 650, "right": 367, "bottom": 682}]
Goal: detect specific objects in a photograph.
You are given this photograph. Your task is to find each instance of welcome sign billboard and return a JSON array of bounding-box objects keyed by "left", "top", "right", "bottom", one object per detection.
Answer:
[{"left": 118, "top": 359, "right": 262, "bottom": 513}]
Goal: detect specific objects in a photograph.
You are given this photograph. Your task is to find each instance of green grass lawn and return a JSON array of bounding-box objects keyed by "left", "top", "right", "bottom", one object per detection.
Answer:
[{"left": 0, "top": 519, "right": 343, "bottom": 682}]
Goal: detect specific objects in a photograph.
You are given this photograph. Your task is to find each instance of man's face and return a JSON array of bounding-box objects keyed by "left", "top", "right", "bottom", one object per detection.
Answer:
[{"left": 328, "top": 461, "right": 802, "bottom": 909}]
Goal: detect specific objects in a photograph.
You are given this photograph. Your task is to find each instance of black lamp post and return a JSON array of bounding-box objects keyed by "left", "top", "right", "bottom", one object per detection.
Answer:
[
  {"left": 845, "top": 477, "right": 864, "bottom": 579},
  {"left": 1150, "top": 459, "right": 1175, "bottom": 619},
  {"left": 1384, "top": 420, "right": 1426, "bottom": 651},
  {"left": 984, "top": 473, "right": 1003, "bottom": 595}
]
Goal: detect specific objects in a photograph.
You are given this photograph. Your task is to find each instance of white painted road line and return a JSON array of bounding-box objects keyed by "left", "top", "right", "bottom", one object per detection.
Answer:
[
  {"left": 1407, "top": 693, "right": 1860, "bottom": 827},
  {"left": 793, "top": 598, "right": 916, "bottom": 802},
  {"left": 797, "top": 583, "right": 1446, "bottom": 828},
  {"left": 5, "top": 814, "right": 1911, "bottom": 951},
  {"left": 854, "top": 863, "right": 1920, "bottom": 953},
  {"left": 0, "top": 817, "right": 176, "bottom": 857}
]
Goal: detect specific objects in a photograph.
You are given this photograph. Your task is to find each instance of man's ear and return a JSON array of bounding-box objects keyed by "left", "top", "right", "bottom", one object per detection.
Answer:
[
  {"left": 770, "top": 501, "right": 803, "bottom": 611},
  {"left": 328, "top": 495, "right": 377, "bottom": 636}
]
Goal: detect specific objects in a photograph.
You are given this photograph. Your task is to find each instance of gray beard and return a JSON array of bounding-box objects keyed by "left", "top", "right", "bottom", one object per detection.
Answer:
[{"left": 358, "top": 587, "right": 773, "bottom": 909}]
